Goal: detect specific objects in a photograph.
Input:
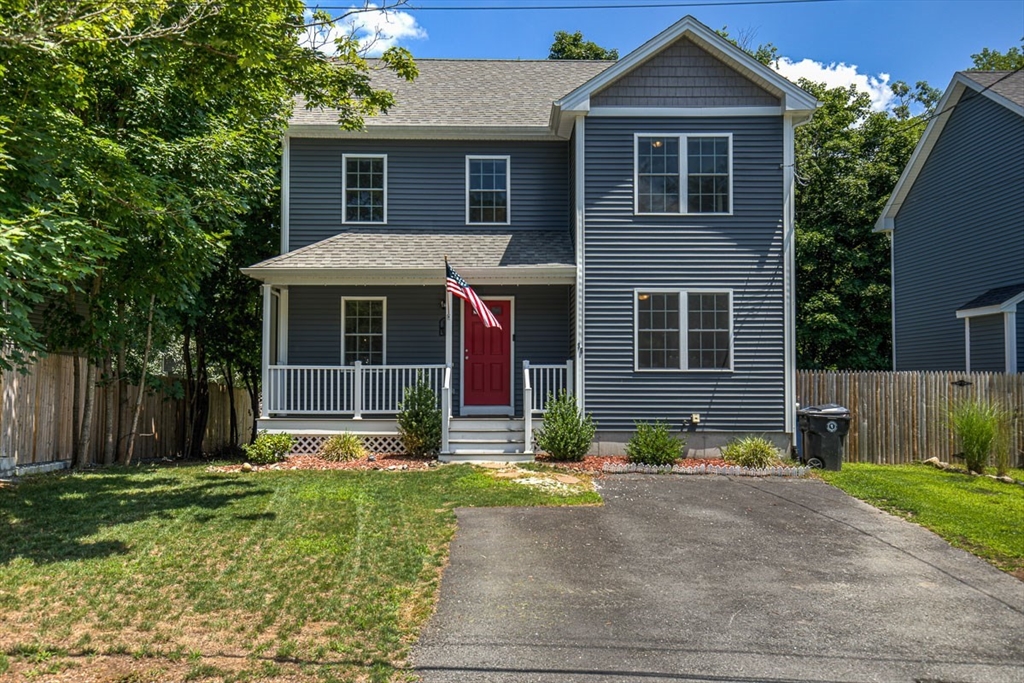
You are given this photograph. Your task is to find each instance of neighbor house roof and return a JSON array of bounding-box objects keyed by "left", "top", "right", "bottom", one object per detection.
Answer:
[
  {"left": 242, "top": 229, "right": 576, "bottom": 285},
  {"left": 876, "top": 70, "right": 1024, "bottom": 232},
  {"left": 289, "top": 59, "right": 614, "bottom": 136},
  {"left": 956, "top": 283, "right": 1024, "bottom": 317}
]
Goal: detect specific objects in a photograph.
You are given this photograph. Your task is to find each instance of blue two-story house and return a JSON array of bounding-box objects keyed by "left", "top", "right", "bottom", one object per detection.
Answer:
[{"left": 243, "top": 16, "right": 819, "bottom": 460}]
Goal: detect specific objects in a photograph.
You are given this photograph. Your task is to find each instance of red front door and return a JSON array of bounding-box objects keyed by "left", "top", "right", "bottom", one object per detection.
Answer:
[{"left": 463, "top": 299, "right": 512, "bottom": 409}]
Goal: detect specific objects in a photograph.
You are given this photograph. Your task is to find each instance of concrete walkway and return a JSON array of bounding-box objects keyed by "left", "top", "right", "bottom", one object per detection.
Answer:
[{"left": 413, "top": 476, "right": 1024, "bottom": 683}]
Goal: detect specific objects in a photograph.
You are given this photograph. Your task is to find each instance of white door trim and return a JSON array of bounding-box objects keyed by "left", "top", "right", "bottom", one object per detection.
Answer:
[{"left": 459, "top": 296, "right": 515, "bottom": 417}]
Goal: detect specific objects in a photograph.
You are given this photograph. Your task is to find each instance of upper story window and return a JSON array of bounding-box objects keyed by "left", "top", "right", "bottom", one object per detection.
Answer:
[
  {"left": 635, "top": 289, "right": 733, "bottom": 371},
  {"left": 466, "top": 156, "right": 509, "bottom": 225},
  {"left": 342, "top": 297, "right": 385, "bottom": 365},
  {"left": 343, "top": 154, "right": 387, "bottom": 223},
  {"left": 635, "top": 134, "right": 732, "bottom": 216}
]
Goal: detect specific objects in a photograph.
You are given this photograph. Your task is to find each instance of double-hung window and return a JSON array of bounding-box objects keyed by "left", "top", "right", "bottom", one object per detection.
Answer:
[
  {"left": 342, "top": 298, "right": 385, "bottom": 365},
  {"left": 635, "top": 134, "right": 731, "bottom": 215},
  {"left": 466, "top": 156, "right": 509, "bottom": 225},
  {"left": 635, "top": 290, "right": 733, "bottom": 371},
  {"left": 343, "top": 154, "right": 387, "bottom": 223}
]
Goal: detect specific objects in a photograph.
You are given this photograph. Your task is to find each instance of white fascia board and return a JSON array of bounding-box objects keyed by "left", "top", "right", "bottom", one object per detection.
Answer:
[
  {"left": 960, "top": 73, "right": 1024, "bottom": 117},
  {"left": 589, "top": 106, "right": 783, "bottom": 117},
  {"left": 555, "top": 15, "right": 818, "bottom": 115},
  {"left": 956, "top": 291, "right": 1024, "bottom": 318},
  {"left": 285, "top": 124, "right": 563, "bottom": 141},
  {"left": 875, "top": 77, "right": 966, "bottom": 233},
  {"left": 240, "top": 266, "right": 576, "bottom": 286}
]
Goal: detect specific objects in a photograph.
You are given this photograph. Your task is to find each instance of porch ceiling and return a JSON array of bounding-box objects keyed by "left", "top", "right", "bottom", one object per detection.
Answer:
[{"left": 242, "top": 229, "right": 576, "bottom": 285}]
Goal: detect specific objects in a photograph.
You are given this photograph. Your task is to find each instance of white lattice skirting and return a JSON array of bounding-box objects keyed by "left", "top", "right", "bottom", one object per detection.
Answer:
[{"left": 289, "top": 434, "right": 406, "bottom": 456}]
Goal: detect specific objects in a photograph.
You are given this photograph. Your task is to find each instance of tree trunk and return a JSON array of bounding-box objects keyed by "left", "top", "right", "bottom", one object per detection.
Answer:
[
  {"left": 116, "top": 342, "right": 128, "bottom": 464},
  {"left": 71, "top": 355, "right": 81, "bottom": 464},
  {"left": 185, "top": 327, "right": 210, "bottom": 459},
  {"left": 125, "top": 295, "right": 156, "bottom": 466},
  {"left": 76, "top": 360, "right": 97, "bottom": 469},
  {"left": 103, "top": 354, "right": 115, "bottom": 464},
  {"left": 224, "top": 361, "right": 238, "bottom": 449},
  {"left": 243, "top": 369, "right": 259, "bottom": 443},
  {"left": 182, "top": 328, "right": 193, "bottom": 456}
]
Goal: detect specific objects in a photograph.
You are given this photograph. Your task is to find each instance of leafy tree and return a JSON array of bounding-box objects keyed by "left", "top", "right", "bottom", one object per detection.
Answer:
[
  {"left": 970, "top": 45, "right": 1024, "bottom": 70},
  {"left": 548, "top": 30, "right": 618, "bottom": 60},
  {"left": 0, "top": 0, "right": 417, "bottom": 464}
]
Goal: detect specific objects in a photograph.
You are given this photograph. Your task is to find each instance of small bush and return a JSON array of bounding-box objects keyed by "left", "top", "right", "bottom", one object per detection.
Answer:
[
  {"left": 397, "top": 376, "right": 441, "bottom": 456},
  {"left": 949, "top": 399, "right": 1006, "bottom": 474},
  {"left": 722, "top": 435, "right": 781, "bottom": 469},
  {"left": 319, "top": 433, "right": 366, "bottom": 462},
  {"left": 242, "top": 431, "right": 293, "bottom": 465},
  {"left": 626, "top": 421, "right": 685, "bottom": 466},
  {"left": 534, "top": 390, "right": 596, "bottom": 462}
]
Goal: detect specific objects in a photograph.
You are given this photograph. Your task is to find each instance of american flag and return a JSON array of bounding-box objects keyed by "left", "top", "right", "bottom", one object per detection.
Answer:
[{"left": 446, "top": 261, "right": 501, "bottom": 329}]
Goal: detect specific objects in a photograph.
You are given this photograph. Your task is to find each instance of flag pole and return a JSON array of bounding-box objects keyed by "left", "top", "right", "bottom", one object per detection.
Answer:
[{"left": 444, "top": 256, "right": 453, "bottom": 369}]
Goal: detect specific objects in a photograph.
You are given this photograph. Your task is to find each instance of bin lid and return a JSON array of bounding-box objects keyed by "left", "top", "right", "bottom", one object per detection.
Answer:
[{"left": 799, "top": 403, "right": 850, "bottom": 417}]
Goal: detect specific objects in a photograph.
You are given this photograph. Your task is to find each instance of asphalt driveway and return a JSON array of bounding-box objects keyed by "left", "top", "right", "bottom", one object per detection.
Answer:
[{"left": 413, "top": 476, "right": 1024, "bottom": 683}]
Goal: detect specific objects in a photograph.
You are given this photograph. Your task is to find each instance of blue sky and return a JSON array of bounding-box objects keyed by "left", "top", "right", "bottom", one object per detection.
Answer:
[{"left": 321, "top": 0, "right": 1024, "bottom": 110}]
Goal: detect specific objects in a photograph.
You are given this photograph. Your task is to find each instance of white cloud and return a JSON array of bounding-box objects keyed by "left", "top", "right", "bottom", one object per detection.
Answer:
[
  {"left": 773, "top": 57, "right": 894, "bottom": 111},
  {"left": 302, "top": 4, "right": 426, "bottom": 56}
]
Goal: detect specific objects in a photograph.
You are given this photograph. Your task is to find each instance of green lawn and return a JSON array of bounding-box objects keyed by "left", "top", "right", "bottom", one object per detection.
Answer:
[
  {"left": 819, "top": 463, "right": 1024, "bottom": 576},
  {"left": 0, "top": 464, "right": 599, "bottom": 682}
]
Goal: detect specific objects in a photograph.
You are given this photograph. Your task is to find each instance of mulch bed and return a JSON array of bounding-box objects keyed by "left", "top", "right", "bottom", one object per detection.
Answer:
[
  {"left": 536, "top": 455, "right": 727, "bottom": 473},
  {"left": 212, "top": 453, "right": 436, "bottom": 472}
]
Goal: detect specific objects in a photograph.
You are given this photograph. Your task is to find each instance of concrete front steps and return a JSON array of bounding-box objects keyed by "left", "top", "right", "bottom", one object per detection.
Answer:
[{"left": 440, "top": 417, "right": 533, "bottom": 463}]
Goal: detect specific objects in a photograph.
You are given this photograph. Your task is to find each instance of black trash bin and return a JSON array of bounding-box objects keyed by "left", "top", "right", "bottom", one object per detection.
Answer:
[{"left": 798, "top": 404, "right": 851, "bottom": 471}]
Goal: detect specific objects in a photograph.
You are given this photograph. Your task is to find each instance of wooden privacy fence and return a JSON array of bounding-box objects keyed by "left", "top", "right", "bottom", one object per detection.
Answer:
[
  {"left": 1, "top": 354, "right": 254, "bottom": 470},
  {"left": 797, "top": 371, "right": 1024, "bottom": 465}
]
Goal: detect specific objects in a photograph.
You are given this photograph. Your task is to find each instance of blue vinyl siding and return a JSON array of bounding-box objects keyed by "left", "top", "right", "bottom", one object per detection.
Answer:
[
  {"left": 892, "top": 93, "right": 1024, "bottom": 371},
  {"left": 288, "top": 139, "right": 570, "bottom": 249},
  {"left": 969, "top": 314, "right": 1005, "bottom": 372},
  {"left": 583, "top": 116, "right": 786, "bottom": 432},
  {"left": 287, "top": 285, "right": 569, "bottom": 416}
]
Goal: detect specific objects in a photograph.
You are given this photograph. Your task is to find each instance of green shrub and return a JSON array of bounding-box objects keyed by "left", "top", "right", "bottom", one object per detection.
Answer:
[
  {"left": 397, "top": 376, "right": 441, "bottom": 456},
  {"left": 319, "top": 433, "right": 366, "bottom": 462},
  {"left": 949, "top": 399, "right": 1006, "bottom": 474},
  {"left": 993, "top": 412, "right": 1012, "bottom": 478},
  {"left": 722, "top": 435, "right": 781, "bottom": 469},
  {"left": 534, "top": 390, "right": 596, "bottom": 462},
  {"left": 242, "top": 431, "right": 293, "bottom": 465},
  {"left": 626, "top": 421, "right": 684, "bottom": 466}
]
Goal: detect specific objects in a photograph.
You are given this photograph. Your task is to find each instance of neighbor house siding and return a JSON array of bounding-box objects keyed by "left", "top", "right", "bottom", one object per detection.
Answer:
[
  {"left": 287, "top": 139, "right": 570, "bottom": 250},
  {"left": 892, "top": 93, "right": 1024, "bottom": 371},
  {"left": 583, "top": 116, "right": 786, "bottom": 432},
  {"left": 1018, "top": 305, "right": 1023, "bottom": 371},
  {"left": 591, "top": 37, "right": 780, "bottom": 108},
  {"left": 969, "top": 314, "right": 1006, "bottom": 372},
  {"left": 286, "top": 285, "right": 569, "bottom": 416}
]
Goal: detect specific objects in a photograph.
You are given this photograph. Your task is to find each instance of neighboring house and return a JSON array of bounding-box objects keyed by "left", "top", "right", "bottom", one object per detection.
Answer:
[
  {"left": 242, "top": 16, "right": 819, "bottom": 460},
  {"left": 876, "top": 70, "right": 1024, "bottom": 374}
]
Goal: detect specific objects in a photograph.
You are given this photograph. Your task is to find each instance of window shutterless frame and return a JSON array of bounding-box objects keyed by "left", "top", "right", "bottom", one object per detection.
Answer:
[
  {"left": 633, "top": 133, "right": 733, "bottom": 216},
  {"left": 632, "top": 288, "right": 734, "bottom": 372},
  {"left": 465, "top": 155, "right": 511, "bottom": 226},
  {"left": 342, "top": 154, "right": 387, "bottom": 224},
  {"left": 340, "top": 297, "right": 387, "bottom": 365}
]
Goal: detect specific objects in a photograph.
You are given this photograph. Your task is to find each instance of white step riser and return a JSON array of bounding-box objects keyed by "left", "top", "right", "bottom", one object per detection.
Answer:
[
  {"left": 449, "top": 419, "right": 524, "bottom": 431},
  {"left": 440, "top": 453, "right": 536, "bottom": 463},
  {"left": 450, "top": 432, "right": 525, "bottom": 443}
]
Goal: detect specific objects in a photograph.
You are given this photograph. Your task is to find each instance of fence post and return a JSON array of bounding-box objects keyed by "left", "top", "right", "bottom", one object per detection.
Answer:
[
  {"left": 566, "top": 359, "right": 574, "bottom": 397},
  {"left": 353, "top": 361, "right": 363, "bottom": 419}
]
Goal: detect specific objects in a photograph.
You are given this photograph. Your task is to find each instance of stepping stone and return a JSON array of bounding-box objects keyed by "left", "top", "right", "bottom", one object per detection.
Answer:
[
  {"left": 494, "top": 471, "right": 521, "bottom": 479},
  {"left": 554, "top": 474, "right": 581, "bottom": 485}
]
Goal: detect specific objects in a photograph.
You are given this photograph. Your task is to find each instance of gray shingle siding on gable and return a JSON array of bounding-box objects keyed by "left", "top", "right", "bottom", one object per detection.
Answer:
[
  {"left": 591, "top": 38, "right": 780, "bottom": 108},
  {"left": 288, "top": 139, "right": 570, "bottom": 250},
  {"left": 286, "top": 285, "right": 569, "bottom": 416},
  {"left": 969, "top": 314, "right": 1006, "bottom": 372},
  {"left": 582, "top": 116, "right": 786, "bottom": 432},
  {"left": 892, "top": 92, "right": 1024, "bottom": 371}
]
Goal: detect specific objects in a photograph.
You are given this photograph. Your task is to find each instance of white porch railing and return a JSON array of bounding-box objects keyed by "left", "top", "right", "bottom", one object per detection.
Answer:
[
  {"left": 523, "top": 360, "right": 573, "bottom": 453},
  {"left": 265, "top": 363, "right": 445, "bottom": 416}
]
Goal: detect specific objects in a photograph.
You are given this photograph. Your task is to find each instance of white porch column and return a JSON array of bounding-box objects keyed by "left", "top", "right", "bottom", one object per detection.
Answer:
[
  {"left": 353, "top": 361, "right": 363, "bottom": 419},
  {"left": 261, "top": 284, "right": 272, "bottom": 418},
  {"left": 445, "top": 291, "right": 453, "bottom": 368},
  {"left": 964, "top": 318, "right": 971, "bottom": 373},
  {"left": 1005, "top": 311, "right": 1017, "bottom": 374},
  {"left": 277, "top": 286, "right": 289, "bottom": 364},
  {"left": 565, "top": 359, "right": 574, "bottom": 396}
]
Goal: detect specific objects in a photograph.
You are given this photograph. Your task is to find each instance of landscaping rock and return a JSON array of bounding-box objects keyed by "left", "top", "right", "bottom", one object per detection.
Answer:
[
  {"left": 495, "top": 471, "right": 520, "bottom": 479},
  {"left": 241, "top": 462, "right": 253, "bottom": 472},
  {"left": 998, "top": 476, "right": 1014, "bottom": 484},
  {"left": 554, "top": 474, "right": 581, "bottom": 485}
]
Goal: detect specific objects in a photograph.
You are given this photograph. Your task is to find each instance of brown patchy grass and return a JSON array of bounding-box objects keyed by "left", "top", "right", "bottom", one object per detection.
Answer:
[{"left": 0, "top": 463, "right": 599, "bottom": 682}]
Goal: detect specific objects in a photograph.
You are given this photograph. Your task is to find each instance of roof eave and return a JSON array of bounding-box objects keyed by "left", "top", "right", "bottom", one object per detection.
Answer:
[
  {"left": 241, "top": 265, "right": 577, "bottom": 286},
  {"left": 956, "top": 291, "right": 1024, "bottom": 318},
  {"left": 286, "top": 123, "right": 564, "bottom": 141}
]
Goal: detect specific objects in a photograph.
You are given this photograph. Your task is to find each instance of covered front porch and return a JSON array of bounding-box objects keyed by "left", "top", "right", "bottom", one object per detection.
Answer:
[{"left": 243, "top": 229, "right": 581, "bottom": 460}]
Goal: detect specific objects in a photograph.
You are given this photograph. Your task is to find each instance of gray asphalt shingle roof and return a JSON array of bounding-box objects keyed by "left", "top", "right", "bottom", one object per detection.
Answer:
[
  {"left": 959, "top": 70, "right": 1024, "bottom": 109},
  {"left": 247, "top": 229, "right": 575, "bottom": 271},
  {"left": 290, "top": 59, "right": 616, "bottom": 128},
  {"left": 958, "top": 283, "right": 1024, "bottom": 311}
]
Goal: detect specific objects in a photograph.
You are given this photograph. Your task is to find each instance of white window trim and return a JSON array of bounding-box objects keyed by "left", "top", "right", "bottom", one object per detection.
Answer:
[
  {"left": 465, "top": 155, "right": 511, "bottom": 226},
  {"left": 342, "top": 153, "right": 388, "bottom": 225},
  {"left": 633, "top": 288, "right": 735, "bottom": 373},
  {"left": 633, "top": 133, "right": 733, "bottom": 217},
  {"left": 341, "top": 296, "right": 387, "bottom": 365}
]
